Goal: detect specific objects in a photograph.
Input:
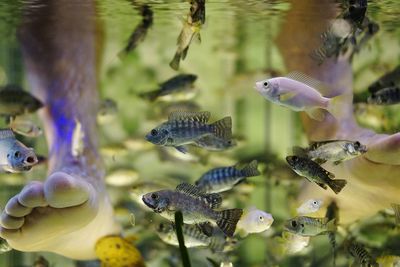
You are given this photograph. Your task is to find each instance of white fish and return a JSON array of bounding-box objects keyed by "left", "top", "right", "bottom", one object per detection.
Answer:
[
  {"left": 254, "top": 72, "right": 339, "bottom": 121},
  {"left": 282, "top": 231, "right": 310, "bottom": 254},
  {"left": 9, "top": 118, "right": 43, "bottom": 138},
  {"left": 71, "top": 118, "right": 84, "bottom": 157},
  {"left": 297, "top": 199, "right": 323, "bottom": 215},
  {"left": 236, "top": 207, "right": 274, "bottom": 236}
]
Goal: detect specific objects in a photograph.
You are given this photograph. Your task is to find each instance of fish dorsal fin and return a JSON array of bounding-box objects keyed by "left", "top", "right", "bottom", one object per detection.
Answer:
[
  {"left": 176, "top": 183, "right": 222, "bottom": 208},
  {"left": 286, "top": 71, "right": 332, "bottom": 97},
  {"left": 309, "top": 140, "right": 348, "bottom": 149},
  {"left": 168, "top": 111, "right": 210, "bottom": 123},
  {"left": 0, "top": 128, "right": 15, "bottom": 139}
]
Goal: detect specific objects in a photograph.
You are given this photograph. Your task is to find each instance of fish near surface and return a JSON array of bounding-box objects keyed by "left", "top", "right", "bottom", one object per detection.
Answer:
[
  {"left": 286, "top": 156, "right": 347, "bottom": 194},
  {"left": 195, "top": 160, "right": 260, "bottom": 193},
  {"left": 145, "top": 111, "right": 232, "bottom": 154},
  {"left": 293, "top": 140, "right": 367, "bottom": 165},
  {"left": 284, "top": 216, "right": 336, "bottom": 237},
  {"left": 0, "top": 129, "right": 38, "bottom": 172},
  {"left": 142, "top": 183, "right": 243, "bottom": 237},
  {"left": 0, "top": 85, "right": 43, "bottom": 117},
  {"left": 254, "top": 72, "right": 341, "bottom": 121}
]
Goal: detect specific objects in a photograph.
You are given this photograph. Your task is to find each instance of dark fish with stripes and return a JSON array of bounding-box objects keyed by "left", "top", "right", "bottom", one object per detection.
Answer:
[
  {"left": 368, "top": 86, "right": 400, "bottom": 105},
  {"left": 145, "top": 111, "right": 232, "bottom": 153},
  {"left": 0, "top": 85, "right": 43, "bottom": 117},
  {"left": 346, "top": 240, "right": 379, "bottom": 267},
  {"left": 195, "top": 160, "right": 260, "bottom": 193},
  {"left": 286, "top": 156, "right": 347, "bottom": 194},
  {"left": 368, "top": 65, "right": 400, "bottom": 94},
  {"left": 142, "top": 183, "right": 243, "bottom": 237}
]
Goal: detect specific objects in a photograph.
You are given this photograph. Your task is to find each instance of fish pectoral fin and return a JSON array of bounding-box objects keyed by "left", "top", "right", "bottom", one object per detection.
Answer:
[
  {"left": 278, "top": 91, "right": 297, "bottom": 101},
  {"left": 174, "top": 145, "right": 188, "bottom": 154},
  {"left": 316, "top": 182, "right": 328, "bottom": 190},
  {"left": 197, "top": 222, "right": 214, "bottom": 237}
]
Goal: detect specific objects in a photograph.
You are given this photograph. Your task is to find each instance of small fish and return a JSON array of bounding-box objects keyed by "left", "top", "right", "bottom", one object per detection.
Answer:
[
  {"left": 118, "top": 4, "right": 153, "bottom": 57},
  {"left": 169, "top": 0, "right": 205, "bottom": 70},
  {"left": 368, "top": 86, "right": 400, "bottom": 105},
  {"left": 139, "top": 74, "right": 197, "bottom": 102},
  {"left": 296, "top": 199, "right": 323, "bottom": 215},
  {"left": 71, "top": 118, "right": 84, "bottom": 157},
  {"left": 391, "top": 203, "right": 400, "bottom": 224},
  {"left": 105, "top": 168, "right": 139, "bottom": 187},
  {"left": 33, "top": 256, "right": 49, "bottom": 267},
  {"left": 194, "top": 135, "right": 236, "bottom": 151},
  {"left": 0, "top": 85, "right": 43, "bottom": 117},
  {"left": 284, "top": 216, "right": 336, "bottom": 236},
  {"left": 293, "top": 140, "right": 367, "bottom": 165},
  {"left": 9, "top": 118, "right": 43, "bottom": 138},
  {"left": 97, "top": 98, "right": 118, "bottom": 124},
  {"left": 236, "top": 207, "right": 274, "bottom": 236},
  {"left": 346, "top": 240, "right": 379, "bottom": 267},
  {"left": 195, "top": 160, "right": 260, "bottom": 193},
  {"left": 254, "top": 72, "right": 340, "bottom": 121},
  {"left": 278, "top": 231, "right": 310, "bottom": 255},
  {"left": 286, "top": 156, "right": 347, "bottom": 194},
  {"left": 368, "top": 65, "right": 400, "bottom": 94},
  {"left": 145, "top": 111, "right": 232, "bottom": 154},
  {"left": 142, "top": 183, "right": 243, "bottom": 237},
  {"left": 0, "top": 129, "right": 38, "bottom": 172},
  {"left": 157, "top": 223, "right": 234, "bottom": 252},
  {"left": 95, "top": 235, "right": 145, "bottom": 267}
]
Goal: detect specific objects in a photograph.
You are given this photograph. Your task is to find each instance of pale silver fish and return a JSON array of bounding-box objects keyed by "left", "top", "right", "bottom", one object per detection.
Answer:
[
  {"left": 9, "top": 118, "right": 43, "bottom": 138},
  {"left": 142, "top": 183, "right": 243, "bottom": 237},
  {"left": 284, "top": 216, "right": 336, "bottom": 237},
  {"left": 0, "top": 129, "right": 38, "bottom": 172},
  {"left": 296, "top": 199, "right": 323, "bottom": 215},
  {"left": 236, "top": 207, "right": 274, "bottom": 236},
  {"left": 254, "top": 72, "right": 340, "bottom": 121}
]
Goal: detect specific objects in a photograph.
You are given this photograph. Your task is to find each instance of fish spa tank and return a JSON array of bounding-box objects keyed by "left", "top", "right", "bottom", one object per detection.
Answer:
[{"left": 0, "top": 0, "right": 399, "bottom": 266}]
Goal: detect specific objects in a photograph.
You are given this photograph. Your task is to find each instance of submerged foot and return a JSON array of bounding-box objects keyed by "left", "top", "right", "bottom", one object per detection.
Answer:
[{"left": 0, "top": 171, "right": 119, "bottom": 260}]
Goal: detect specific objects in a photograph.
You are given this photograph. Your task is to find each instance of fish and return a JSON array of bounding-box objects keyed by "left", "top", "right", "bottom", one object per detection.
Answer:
[
  {"left": 33, "top": 256, "right": 49, "bottom": 267},
  {"left": 142, "top": 183, "right": 243, "bottom": 237},
  {"left": 345, "top": 240, "right": 379, "bottom": 267},
  {"left": 194, "top": 135, "right": 236, "bottom": 151},
  {"left": 236, "top": 207, "right": 274, "bottom": 236},
  {"left": 105, "top": 168, "right": 139, "bottom": 187},
  {"left": 97, "top": 98, "right": 118, "bottom": 124},
  {"left": 0, "top": 129, "right": 38, "bottom": 172},
  {"left": 145, "top": 111, "right": 232, "bottom": 154},
  {"left": 71, "top": 118, "right": 84, "bottom": 157},
  {"left": 9, "top": 118, "right": 43, "bottom": 138},
  {"left": 118, "top": 4, "right": 153, "bottom": 57},
  {"left": 254, "top": 72, "right": 340, "bottom": 121},
  {"left": 293, "top": 140, "right": 367, "bottom": 165},
  {"left": 325, "top": 201, "right": 339, "bottom": 267},
  {"left": 296, "top": 199, "right": 323, "bottom": 215},
  {"left": 139, "top": 74, "right": 198, "bottom": 102},
  {"left": 278, "top": 231, "right": 310, "bottom": 255},
  {"left": 130, "top": 180, "right": 174, "bottom": 207},
  {"left": 284, "top": 216, "right": 336, "bottom": 236},
  {"left": 95, "top": 235, "right": 145, "bottom": 267},
  {"left": 391, "top": 203, "right": 400, "bottom": 224},
  {"left": 0, "top": 85, "right": 43, "bottom": 117},
  {"left": 368, "top": 86, "right": 400, "bottom": 105},
  {"left": 157, "top": 223, "right": 235, "bottom": 252},
  {"left": 169, "top": 0, "right": 205, "bottom": 70},
  {"left": 286, "top": 156, "right": 347, "bottom": 194},
  {"left": 195, "top": 160, "right": 260, "bottom": 193},
  {"left": 368, "top": 65, "right": 400, "bottom": 94}
]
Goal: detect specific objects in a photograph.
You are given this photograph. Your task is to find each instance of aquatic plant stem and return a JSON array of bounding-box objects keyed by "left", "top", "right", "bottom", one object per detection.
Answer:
[{"left": 174, "top": 211, "right": 192, "bottom": 267}]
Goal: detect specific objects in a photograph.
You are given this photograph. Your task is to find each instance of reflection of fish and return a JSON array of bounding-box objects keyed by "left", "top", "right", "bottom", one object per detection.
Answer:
[
  {"left": 368, "top": 65, "right": 400, "bottom": 94},
  {"left": 254, "top": 72, "right": 339, "bottom": 121},
  {"left": 293, "top": 140, "right": 367, "bottom": 165},
  {"left": 142, "top": 183, "right": 243, "bottom": 237},
  {"left": 0, "top": 129, "right": 38, "bottom": 173},
  {"left": 296, "top": 199, "right": 323, "bottom": 215},
  {"left": 284, "top": 216, "right": 336, "bottom": 236},
  {"left": 118, "top": 5, "right": 153, "bottom": 57},
  {"left": 146, "top": 111, "right": 232, "bottom": 154},
  {"left": 286, "top": 156, "right": 347, "bottom": 194},
  {"left": 236, "top": 207, "right": 273, "bottom": 236},
  {"left": 139, "top": 74, "right": 197, "bottom": 101},
  {"left": 95, "top": 235, "right": 145, "bottom": 267},
  {"left": 169, "top": 0, "right": 205, "bottom": 70},
  {"left": 9, "top": 118, "right": 42, "bottom": 138},
  {"left": 368, "top": 86, "right": 400, "bottom": 105},
  {"left": 195, "top": 160, "right": 260, "bottom": 193},
  {"left": 345, "top": 240, "right": 379, "bottom": 267},
  {"left": 0, "top": 85, "right": 43, "bottom": 117}
]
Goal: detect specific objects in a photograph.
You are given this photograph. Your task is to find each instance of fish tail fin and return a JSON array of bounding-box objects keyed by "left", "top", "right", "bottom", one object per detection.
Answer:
[
  {"left": 169, "top": 52, "right": 181, "bottom": 70},
  {"left": 239, "top": 160, "right": 260, "bottom": 177},
  {"left": 211, "top": 116, "right": 232, "bottom": 140},
  {"left": 138, "top": 90, "right": 159, "bottom": 101},
  {"left": 305, "top": 107, "right": 326, "bottom": 121},
  {"left": 292, "top": 146, "right": 309, "bottom": 157},
  {"left": 328, "top": 179, "right": 347, "bottom": 194},
  {"left": 391, "top": 203, "right": 400, "bottom": 224},
  {"left": 326, "top": 219, "right": 337, "bottom": 232},
  {"left": 217, "top": 208, "right": 243, "bottom": 237}
]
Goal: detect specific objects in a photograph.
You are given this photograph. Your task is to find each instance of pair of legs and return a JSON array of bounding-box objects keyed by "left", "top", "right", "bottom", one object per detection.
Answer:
[{"left": 0, "top": 0, "right": 119, "bottom": 260}]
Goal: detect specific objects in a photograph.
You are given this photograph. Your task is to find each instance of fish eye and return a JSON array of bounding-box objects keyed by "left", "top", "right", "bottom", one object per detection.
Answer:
[
  {"left": 291, "top": 220, "right": 297, "bottom": 227},
  {"left": 354, "top": 141, "right": 360, "bottom": 148},
  {"left": 263, "top": 81, "right": 269, "bottom": 87},
  {"left": 14, "top": 151, "right": 21, "bottom": 158},
  {"left": 259, "top": 216, "right": 264, "bottom": 221},
  {"left": 313, "top": 201, "right": 317, "bottom": 205},
  {"left": 150, "top": 129, "right": 158, "bottom": 136},
  {"left": 151, "top": 193, "right": 159, "bottom": 200},
  {"left": 300, "top": 223, "right": 304, "bottom": 228}
]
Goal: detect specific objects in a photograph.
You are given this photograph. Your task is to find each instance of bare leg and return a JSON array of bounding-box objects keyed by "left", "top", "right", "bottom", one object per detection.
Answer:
[
  {"left": 277, "top": 0, "right": 400, "bottom": 223},
  {"left": 0, "top": 0, "right": 120, "bottom": 260}
]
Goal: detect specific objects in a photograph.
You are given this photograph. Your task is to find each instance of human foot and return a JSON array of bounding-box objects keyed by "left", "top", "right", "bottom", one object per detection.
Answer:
[{"left": 0, "top": 171, "right": 120, "bottom": 260}]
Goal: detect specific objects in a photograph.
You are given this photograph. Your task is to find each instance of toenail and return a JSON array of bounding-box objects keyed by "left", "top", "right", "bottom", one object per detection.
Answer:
[
  {"left": 0, "top": 213, "right": 25, "bottom": 229},
  {"left": 5, "top": 196, "right": 32, "bottom": 217}
]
